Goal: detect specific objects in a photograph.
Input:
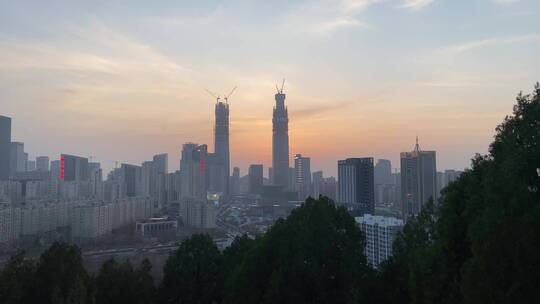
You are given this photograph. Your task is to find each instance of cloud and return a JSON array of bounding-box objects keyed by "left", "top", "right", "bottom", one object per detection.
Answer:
[
  {"left": 310, "top": 17, "right": 368, "bottom": 34},
  {"left": 445, "top": 34, "right": 540, "bottom": 53},
  {"left": 284, "top": 0, "right": 381, "bottom": 36},
  {"left": 292, "top": 100, "right": 356, "bottom": 119},
  {"left": 400, "top": 0, "right": 434, "bottom": 10},
  {"left": 492, "top": 0, "right": 519, "bottom": 4}
]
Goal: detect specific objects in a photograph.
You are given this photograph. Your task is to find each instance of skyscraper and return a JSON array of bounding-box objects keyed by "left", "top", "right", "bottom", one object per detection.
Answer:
[
  {"left": 120, "top": 163, "right": 142, "bottom": 197},
  {"left": 10, "top": 142, "right": 26, "bottom": 175},
  {"left": 214, "top": 100, "right": 230, "bottom": 196},
  {"left": 338, "top": 157, "right": 375, "bottom": 215},
  {"left": 153, "top": 153, "right": 168, "bottom": 207},
  {"left": 294, "top": 154, "right": 311, "bottom": 200},
  {"left": 60, "top": 154, "right": 89, "bottom": 182},
  {"left": 248, "top": 164, "right": 263, "bottom": 195},
  {"left": 400, "top": 138, "right": 437, "bottom": 219},
  {"left": 230, "top": 167, "right": 240, "bottom": 196},
  {"left": 374, "top": 159, "right": 392, "bottom": 185},
  {"left": 0, "top": 116, "right": 11, "bottom": 180},
  {"left": 36, "top": 156, "right": 50, "bottom": 172},
  {"left": 272, "top": 84, "right": 289, "bottom": 189},
  {"left": 180, "top": 143, "right": 208, "bottom": 200}
]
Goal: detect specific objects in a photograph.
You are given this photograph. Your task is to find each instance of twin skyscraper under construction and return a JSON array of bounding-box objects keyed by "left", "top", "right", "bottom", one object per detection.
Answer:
[{"left": 205, "top": 82, "right": 290, "bottom": 199}]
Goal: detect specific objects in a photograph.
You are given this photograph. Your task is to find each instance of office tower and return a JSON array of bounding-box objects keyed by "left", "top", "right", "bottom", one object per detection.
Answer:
[
  {"left": 338, "top": 157, "right": 375, "bottom": 215},
  {"left": 214, "top": 99, "right": 230, "bottom": 196},
  {"left": 23, "top": 152, "right": 28, "bottom": 171},
  {"left": 153, "top": 153, "right": 168, "bottom": 207},
  {"left": 36, "top": 156, "right": 49, "bottom": 171},
  {"left": 207, "top": 153, "right": 225, "bottom": 195},
  {"left": 272, "top": 85, "right": 289, "bottom": 188},
  {"left": 230, "top": 167, "right": 240, "bottom": 196},
  {"left": 294, "top": 154, "right": 311, "bottom": 200},
  {"left": 248, "top": 164, "right": 264, "bottom": 195},
  {"left": 180, "top": 143, "right": 208, "bottom": 200},
  {"left": 166, "top": 170, "right": 182, "bottom": 202},
  {"left": 10, "top": 142, "right": 26, "bottom": 175},
  {"left": 374, "top": 159, "right": 392, "bottom": 185},
  {"left": 356, "top": 215, "right": 403, "bottom": 268},
  {"left": 288, "top": 167, "right": 295, "bottom": 192},
  {"left": 120, "top": 163, "right": 142, "bottom": 197},
  {"left": 0, "top": 116, "right": 10, "bottom": 180},
  {"left": 88, "top": 162, "right": 103, "bottom": 199},
  {"left": 26, "top": 160, "right": 36, "bottom": 171},
  {"left": 312, "top": 171, "right": 324, "bottom": 198},
  {"left": 50, "top": 160, "right": 60, "bottom": 180},
  {"left": 320, "top": 176, "right": 337, "bottom": 201},
  {"left": 400, "top": 138, "right": 437, "bottom": 219},
  {"left": 374, "top": 159, "right": 395, "bottom": 206},
  {"left": 60, "top": 154, "right": 89, "bottom": 182},
  {"left": 141, "top": 161, "right": 154, "bottom": 197}
]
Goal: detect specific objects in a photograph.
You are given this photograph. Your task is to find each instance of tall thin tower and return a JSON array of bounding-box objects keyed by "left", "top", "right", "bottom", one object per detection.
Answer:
[
  {"left": 214, "top": 97, "right": 230, "bottom": 196},
  {"left": 272, "top": 80, "right": 289, "bottom": 188}
]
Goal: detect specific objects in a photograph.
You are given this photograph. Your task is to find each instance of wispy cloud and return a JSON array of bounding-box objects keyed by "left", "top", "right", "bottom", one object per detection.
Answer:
[
  {"left": 400, "top": 0, "right": 434, "bottom": 11},
  {"left": 493, "top": 0, "right": 519, "bottom": 4},
  {"left": 285, "top": 0, "right": 381, "bottom": 35},
  {"left": 445, "top": 34, "right": 540, "bottom": 53}
]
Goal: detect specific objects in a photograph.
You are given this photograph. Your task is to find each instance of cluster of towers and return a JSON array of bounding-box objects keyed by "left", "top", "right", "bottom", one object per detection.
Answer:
[{"left": 209, "top": 80, "right": 291, "bottom": 199}]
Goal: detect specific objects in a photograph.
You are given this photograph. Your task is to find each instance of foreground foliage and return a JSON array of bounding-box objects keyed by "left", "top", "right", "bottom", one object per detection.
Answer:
[{"left": 377, "top": 83, "right": 540, "bottom": 304}]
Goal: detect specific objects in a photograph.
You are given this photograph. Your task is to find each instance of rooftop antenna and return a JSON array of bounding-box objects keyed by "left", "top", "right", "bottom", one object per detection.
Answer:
[
  {"left": 204, "top": 88, "right": 221, "bottom": 103},
  {"left": 414, "top": 136, "right": 421, "bottom": 152},
  {"left": 224, "top": 86, "right": 237, "bottom": 103}
]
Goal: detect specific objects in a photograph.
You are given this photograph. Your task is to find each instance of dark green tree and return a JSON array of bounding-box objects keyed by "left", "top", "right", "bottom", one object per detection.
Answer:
[
  {"left": 380, "top": 83, "right": 540, "bottom": 304},
  {"left": 0, "top": 251, "right": 37, "bottom": 304},
  {"left": 225, "top": 197, "right": 370, "bottom": 304},
  {"left": 95, "top": 258, "right": 155, "bottom": 304},
  {"left": 158, "top": 234, "right": 222, "bottom": 304},
  {"left": 33, "top": 241, "right": 94, "bottom": 304}
]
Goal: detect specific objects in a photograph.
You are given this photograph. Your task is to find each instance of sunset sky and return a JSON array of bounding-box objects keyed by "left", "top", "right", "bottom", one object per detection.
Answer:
[{"left": 1, "top": 0, "right": 539, "bottom": 176}]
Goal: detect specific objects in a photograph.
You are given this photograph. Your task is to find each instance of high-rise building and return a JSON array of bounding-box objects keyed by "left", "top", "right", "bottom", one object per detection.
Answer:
[
  {"left": 214, "top": 100, "right": 230, "bottom": 196},
  {"left": 375, "top": 159, "right": 392, "bottom": 185},
  {"left": 141, "top": 161, "right": 155, "bottom": 197},
  {"left": 153, "top": 153, "right": 168, "bottom": 207},
  {"left": 207, "top": 153, "right": 225, "bottom": 195},
  {"left": 312, "top": 171, "right": 323, "bottom": 198},
  {"left": 248, "top": 164, "right": 263, "bottom": 195},
  {"left": 10, "top": 142, "right": 26, "bottom": 175},
  {"left": 89, "top": 162, "right": 103, "bottom": 199},
  {"left": 166, "top": 170, "right": 182, "bottom": 202},
  {"left": 294, "top": 154, "right": 311, "bottom": 200},
  {"left": 356, "top": 215, "right": 403, "bottom": 268},
  {"left": 60, "top": 154, "right": 89, "bottom": 182},
  {"left": 36, "top": 156, "right": 50, "bottom": 172},
  {"left": 0, "top": 116, "right": 11, "bottom": 180},
  {"left": 338, "top": 157, "right": 375, "bottom": 215},
  {"left": 180, "top": 143, "right": 208, "bottom": 200},
  {"left": 272, "top": 85, "right": 289, "bottom": 188},
  {"left": 230, "top": 167, "right": 240, "bottom": 196},
  {"left": 26, "top": 159, "right": 36, "bottom": 171},
  {"left": 400, "top": 138, "right": 437, "bottom": 219},
  {"left": 120, "top": 163, "right": 142, "bottom": 197}
]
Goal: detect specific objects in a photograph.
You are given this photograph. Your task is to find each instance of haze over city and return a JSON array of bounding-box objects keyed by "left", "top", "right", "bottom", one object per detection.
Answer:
[{"left": 2, "top": 0, "right": 539, "bottom": 175}]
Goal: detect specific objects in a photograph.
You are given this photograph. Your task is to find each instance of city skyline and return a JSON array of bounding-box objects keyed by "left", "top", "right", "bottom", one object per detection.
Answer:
[{"left": 2, "top": 0, "right": 540, "bottom": 176}]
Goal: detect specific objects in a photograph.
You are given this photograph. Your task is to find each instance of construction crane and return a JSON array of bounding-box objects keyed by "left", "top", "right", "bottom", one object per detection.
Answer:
[
  {"left": 224, "top": 86, "right": 237, "bottom": 103},
  {"left": 204, "top": 88, "right": 221, "bottom": 103},
  {"left": 276, "top": 78, "right": 285, "bottom": 94}
]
